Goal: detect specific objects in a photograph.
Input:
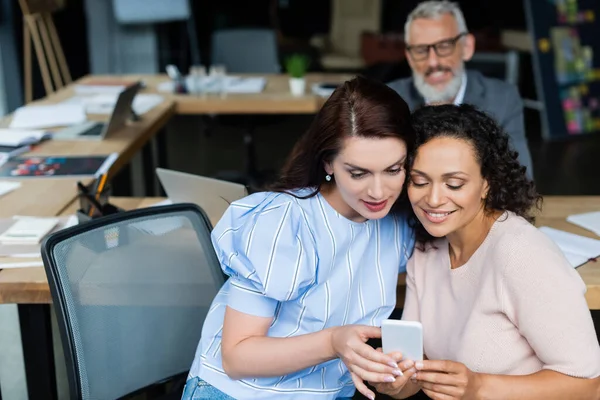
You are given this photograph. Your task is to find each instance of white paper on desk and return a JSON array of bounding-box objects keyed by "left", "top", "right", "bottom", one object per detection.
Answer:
[
  {"left": 0, "top": 181, "right": 21, "bottom": 198},
  {"left": 73, "top": 84, "right": 128, "bottom": 95},
  {"left": 0, "top": 217, "right": 60, "bottom": 245},
  {"left": 62, "top": 94, "right": 164, "bottom": 115},
  {"left": 539, "top": 226, "right": 600, "bottom": 268},
  {"left": 0, "top": 216, "right": 77, "bottom": 256},
  {"left": 0, "top": 129, "right": 52, "bottom": 146},
  {"left": 567, "top": 211, "right": 600, "bottom": 236},
  {"left": 158, "top": 76, "right": 266, "bottom": 94},
  {"left": 0, "top": 260, "right": 44, "bottom": 269},
  {"left": 9, "top": 104, "right": 87, "bottom": 129}
]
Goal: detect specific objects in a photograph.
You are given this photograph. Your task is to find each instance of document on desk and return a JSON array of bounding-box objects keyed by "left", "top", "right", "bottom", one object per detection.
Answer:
[
  {"left": 61, "top": 94, "right": 164, "bottom": 115},
  {"left": 0, "top": 215, "right": 77, "bottom": 255},
  {"left": 0, "top": 181, "right": 21, "bottom": 198},
  {"left": 157, "top": 76, "right": 267, "bottom": 94},
  {"left": 539, "top": 226, "right": 600, "bottom": 268},
  {"left": 9, "top": 104, "right": 87, "bottom": 129},
  {"left": 0, "top": 260, "right": 44, "bottom": 269},
  {"left": 567, "top": 211, "right": 600, "bottom": 236},
  {"left": 0, "top": 129, "right": 52, "bottom": 147}
]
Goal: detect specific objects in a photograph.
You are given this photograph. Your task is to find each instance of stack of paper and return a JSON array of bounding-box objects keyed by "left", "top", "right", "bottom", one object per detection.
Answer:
[
  {"left": 539, "top": 226, "right": 600, "bottom": 268},
  {"left": 157, "top": 76, "right": 267, "bottom": 94},
  {"left": 0, "top": 215, "right": 77, "bottom": 269},
  {"left": 60, "top": 94, "right": 164, "bottom": 115},
  {"left": 567, "top": 211, "right": 600, "bottom": 236},
  {"left": 0, "top": 181, "right": 21, "bottom": 198},
  {"left": 0, "top": 217, "right": 60, "bottom": 245},
  {"left": 9, "top": 104, "right": 87, "bottom": 129},
  {"left": 0, "top": 129, "right": 52, "bottom": 147}
]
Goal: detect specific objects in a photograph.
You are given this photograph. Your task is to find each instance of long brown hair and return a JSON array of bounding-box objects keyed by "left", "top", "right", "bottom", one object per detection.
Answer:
[{"left": 269, "top": 76, "right": 415, "bottom": 199}]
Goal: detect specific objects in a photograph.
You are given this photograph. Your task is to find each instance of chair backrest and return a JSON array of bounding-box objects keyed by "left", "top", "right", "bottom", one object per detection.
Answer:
[
  {"left": 211, "top": 29, "right": 280, "bottom": 73},
  {"left": 19, "top": 0, "right": 72, "bottom": 102},
  {"left": 466, "top": 50, "right": 520, "bottom": 86},
  {"left": 41, "top": 204, "right": 225, "bottom": 400},
  {"left": 111, "top": 0, "right": 201, "bottom": 66},
  {"left": 112, "top": 0, "right": 191, "bottom": 24},
  {"left": 329, "top": 0, "right": 381, "bottom": 57}
]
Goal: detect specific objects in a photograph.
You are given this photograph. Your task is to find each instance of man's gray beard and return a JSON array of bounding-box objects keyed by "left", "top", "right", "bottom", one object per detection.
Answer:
[{"left": 413, "top": 65, "right": 464, "bottom": 104}]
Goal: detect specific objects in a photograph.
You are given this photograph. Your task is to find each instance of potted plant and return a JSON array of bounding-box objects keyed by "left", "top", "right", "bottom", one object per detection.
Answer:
[{"left": 285, "top": 54, "right": 310, "bottom": 96}]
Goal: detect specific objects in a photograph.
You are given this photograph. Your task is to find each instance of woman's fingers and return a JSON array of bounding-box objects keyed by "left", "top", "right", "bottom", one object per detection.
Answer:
[
  {"left": 414, "top": 371, "right": 457, "bottom": 386},
  {"left": 351, "top": 371, "right": 375, "bottom": 400},
  {"left": 422, "top": 388, "right": 455, "bottom": 400},
  {"left": 351, "top": 363, "right": 398, "bottom": 384},
  {"left": 349, "top": 352, "right": 404, "bottom": 379},
  {"left": 420, "top": 381, "right": 462, "bottom": 397},
  {"left": 353, "top": 341, "right": 400, "bottom": 370}
]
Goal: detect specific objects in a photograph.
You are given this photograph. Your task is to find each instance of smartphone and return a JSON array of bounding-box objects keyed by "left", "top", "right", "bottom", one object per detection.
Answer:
[{"left": 381, "top": 320, "right": 423, "bottom": 361}]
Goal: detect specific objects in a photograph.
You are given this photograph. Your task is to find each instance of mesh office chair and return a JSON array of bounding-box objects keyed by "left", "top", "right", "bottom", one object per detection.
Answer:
[
  {"left": 466, "top": 50, "right": 520, "bottom": 86},
  {"left": 112, "top": 0, "right": 201, "bottom": 67},
  {"left": 211, "top": 28, "right": 280, "bottom": 74},
  {"left": 41, "top": 204, "right": 225, "bottom": 399},
  {"left": 210, "top": 28, "right": 281, "bottom": 189}
]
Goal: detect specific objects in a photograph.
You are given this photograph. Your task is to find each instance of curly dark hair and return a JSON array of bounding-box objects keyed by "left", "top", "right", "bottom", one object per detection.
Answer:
[{"left": 408, "top": 104, "right": 542, "bottom": 247}]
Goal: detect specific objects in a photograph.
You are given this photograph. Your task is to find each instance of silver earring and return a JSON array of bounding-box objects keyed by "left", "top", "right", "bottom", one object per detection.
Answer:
[{"left": 325, "top": 174, "right": 332, "bottom": 182}]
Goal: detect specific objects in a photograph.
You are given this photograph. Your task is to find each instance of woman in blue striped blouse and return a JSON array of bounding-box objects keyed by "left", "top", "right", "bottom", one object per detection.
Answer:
[{"left": 182, "top": 77, "right": 417, "bottom": 400}]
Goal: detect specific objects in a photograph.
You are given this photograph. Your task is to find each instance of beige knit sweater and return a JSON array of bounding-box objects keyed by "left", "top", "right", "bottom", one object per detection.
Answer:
[{"left": 403, "top": 212, "right": 600, "bottom": 378}]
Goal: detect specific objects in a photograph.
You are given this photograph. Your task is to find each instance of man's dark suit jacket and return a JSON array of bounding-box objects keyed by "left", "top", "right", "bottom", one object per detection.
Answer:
[{"left": 388, "top": 70, "right": 534, "bottom": 178}]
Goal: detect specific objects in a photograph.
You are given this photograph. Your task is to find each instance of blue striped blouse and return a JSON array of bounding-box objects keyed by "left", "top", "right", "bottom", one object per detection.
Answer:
[{"left": 188, "top": 189, "right": 415, "bottom": 399}]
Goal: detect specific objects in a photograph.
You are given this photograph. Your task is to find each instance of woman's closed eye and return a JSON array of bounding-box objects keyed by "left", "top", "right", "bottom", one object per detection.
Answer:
[
  {"left": 387, "top": 167, "right": 404, "bottom": 175},
  {"left": 446, "top": 179, "right": 465, "bottom": 190},
  {"left": 349, "top": 171, "right": 367, "bottom": 179},
  {"left": 411, "top": 181, "right": 428, "bottom": 187},
  {"left": 446, "top": 184, "right": 463, "bottom": 190}
]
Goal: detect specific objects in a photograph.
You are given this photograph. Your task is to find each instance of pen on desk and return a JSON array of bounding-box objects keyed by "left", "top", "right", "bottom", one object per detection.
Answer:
[
  {"left": 85, "top": 192, "right": 105, "bottom": 217},
  {"left": 95, "top": 173, "right": 107, "bottom": 200},
  {"left": 89, "top": 174, "right": 108, "bottom": 216}
]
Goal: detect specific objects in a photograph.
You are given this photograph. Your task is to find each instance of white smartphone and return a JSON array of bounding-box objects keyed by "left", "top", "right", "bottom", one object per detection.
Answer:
[{"left": 381, "top": 320, "right": 423, "bottom": 361}]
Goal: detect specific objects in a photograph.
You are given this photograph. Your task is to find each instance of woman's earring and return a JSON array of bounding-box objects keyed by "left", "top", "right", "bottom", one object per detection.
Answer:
[{"left": 325, "top": 174, "right": 332, "bottom": 182}]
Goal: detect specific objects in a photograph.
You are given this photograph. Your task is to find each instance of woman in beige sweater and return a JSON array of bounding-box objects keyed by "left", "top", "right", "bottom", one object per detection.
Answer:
[{"left": 372, "top": 104, "right": 600, "bottom": 399}]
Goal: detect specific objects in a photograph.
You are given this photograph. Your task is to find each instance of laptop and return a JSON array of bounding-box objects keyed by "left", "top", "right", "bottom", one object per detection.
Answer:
[
  {"left": 53, "top": 82, "right": 141, "bottom": 141},
  {"left": 156, "top": 168, "right": 248, "bottom": 226}
]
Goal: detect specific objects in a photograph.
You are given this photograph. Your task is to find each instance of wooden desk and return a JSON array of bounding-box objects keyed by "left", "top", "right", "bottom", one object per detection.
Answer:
[
  {"left": 0, "top": 94, "right": 175, "bottom": 218},
  {"left": 77, "top": 74, "right": 353, "bottom": 115},
  {"left": 0, "top": 197, "right": 165, "bottom": 304}
]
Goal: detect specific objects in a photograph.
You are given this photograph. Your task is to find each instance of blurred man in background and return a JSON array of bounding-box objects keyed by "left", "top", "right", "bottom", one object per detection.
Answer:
[{"left": 388, "top": 0, "right": 533, "bottom": 177}]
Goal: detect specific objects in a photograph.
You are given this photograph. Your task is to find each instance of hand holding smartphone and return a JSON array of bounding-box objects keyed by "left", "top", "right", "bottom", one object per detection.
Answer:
[{"left": 381, "top": 320, "right": 423, "bottom": 361}]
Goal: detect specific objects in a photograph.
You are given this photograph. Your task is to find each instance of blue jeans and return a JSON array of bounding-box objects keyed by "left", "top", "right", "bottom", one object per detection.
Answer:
[
  {"left": 181, "top": 377, "right": 354, "bottom": 399},
  {"left": 181, "top": 377, "right": 235, "bottom": 399}
]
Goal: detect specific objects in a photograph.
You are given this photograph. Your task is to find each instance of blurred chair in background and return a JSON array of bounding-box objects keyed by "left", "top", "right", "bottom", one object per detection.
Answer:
[
  {"left": 313, "top": 0, "right": 381, "bottom": 71},
  {"left": 211, "top": 28, "right": 280, "bottom": 73},
  {"left": 208, "top": 28, "right": 282, "bottom": 189},
  {"left": 112, "top": 0, "right": 201, "bottom": 68},
  {"left": 466, "top": 50, "right": 520, "bottom": 86}
]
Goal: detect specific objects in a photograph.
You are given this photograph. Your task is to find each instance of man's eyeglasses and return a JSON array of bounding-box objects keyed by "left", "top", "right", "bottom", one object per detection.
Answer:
[{"left": 406, "top": 33, "right": 467, "bottom": 61}]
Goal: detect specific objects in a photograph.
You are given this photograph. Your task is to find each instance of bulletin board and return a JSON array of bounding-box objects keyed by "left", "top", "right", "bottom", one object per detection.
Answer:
[{"left": 525, "top": 0, "right": 600, "bottom": 139}]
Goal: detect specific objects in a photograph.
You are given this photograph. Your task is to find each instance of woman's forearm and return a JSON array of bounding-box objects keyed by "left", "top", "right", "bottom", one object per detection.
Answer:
[
  {"left": 479, "top": 370, "right": 600, "bottom": 400},
  {"left": 222, "top": 328, "right": 337, "bottom": 380}
]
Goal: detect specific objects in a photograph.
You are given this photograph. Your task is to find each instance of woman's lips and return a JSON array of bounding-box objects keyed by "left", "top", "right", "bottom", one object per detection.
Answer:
[{"left": 363, "top": 200, "right": 388, "bottom": 212}]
